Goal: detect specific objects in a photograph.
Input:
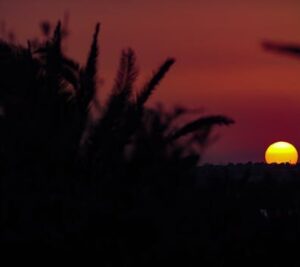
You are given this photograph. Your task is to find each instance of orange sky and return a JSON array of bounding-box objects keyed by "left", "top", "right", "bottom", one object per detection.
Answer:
[{"left": 1, "top": 0, "right": 300, "bottom": 164}]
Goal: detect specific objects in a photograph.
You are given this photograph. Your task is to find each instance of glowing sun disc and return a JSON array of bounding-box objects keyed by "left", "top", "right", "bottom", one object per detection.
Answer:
[{"left": 265, "top": 141, "right": 298, "bottom": 165}]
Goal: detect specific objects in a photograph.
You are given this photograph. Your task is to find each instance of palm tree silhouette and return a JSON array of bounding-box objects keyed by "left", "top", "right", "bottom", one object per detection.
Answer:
[{"left": 0, "top": 21, "right": 234, "bottom": 262}]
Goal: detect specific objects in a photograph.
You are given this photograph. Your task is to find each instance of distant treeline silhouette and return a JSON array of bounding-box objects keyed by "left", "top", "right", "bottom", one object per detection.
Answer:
[{"left": 1, "top": 21, "right": 300, "bottom": 266}]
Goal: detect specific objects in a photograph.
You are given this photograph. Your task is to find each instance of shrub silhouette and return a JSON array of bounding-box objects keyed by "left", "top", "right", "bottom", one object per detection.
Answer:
[{"left": 0, "top": 22, "right": 236, "bottom": 263}]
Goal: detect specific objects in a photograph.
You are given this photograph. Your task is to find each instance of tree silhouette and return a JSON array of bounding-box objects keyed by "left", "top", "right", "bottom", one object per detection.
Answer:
[
  {"left": 0, "top": 21, "right": 235, "bottom": 263},
  {"left": 1, "top": 21, "right": 300, "bottom": 267}
]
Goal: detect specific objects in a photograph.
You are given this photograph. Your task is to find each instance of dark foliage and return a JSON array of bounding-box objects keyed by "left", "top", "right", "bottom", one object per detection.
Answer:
[{"left": 6, "top": 21, "right": 300, "bottom": 267}]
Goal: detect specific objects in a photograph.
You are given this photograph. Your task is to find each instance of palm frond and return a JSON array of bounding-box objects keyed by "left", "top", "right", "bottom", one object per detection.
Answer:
[
  {"left": 80, "top": 23, "right": 100, "bottom": 108},
  {"left": 262, "top": 41, "right": 300, "bottom": 58},
  {"left": 136, "top": 58, "right": 175, "bottom": 108},
  {"left": 84, "top": 49, "right": 139, "bottom": 165},
  {"left": 111, "top": 48, "right": 137, "bottom": 97},
  {"left": 101, "top": 48, "right": 138, "bottom": 120},
  {"left": 168, "top": 115, "right": 234, "bottom": 142}
]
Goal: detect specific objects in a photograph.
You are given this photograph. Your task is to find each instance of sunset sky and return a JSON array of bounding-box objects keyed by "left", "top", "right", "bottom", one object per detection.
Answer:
[{"left": 1, "top": 0, "right": 300, "bottom": 164}]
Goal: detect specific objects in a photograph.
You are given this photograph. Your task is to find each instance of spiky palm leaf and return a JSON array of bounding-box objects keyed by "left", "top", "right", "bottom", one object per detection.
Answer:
[
  {"left": 79, "top": 23, "right": 100, "bottom": 110},
  {"left": 168, "top": 115, "right": 234, "bottom": 142},
  {"left": 85, "top": 49, "right": 138, "bottom": 163},
  {"left": 103, "top": 48, "right": 138, "bottom": 120},
  {"left": 136, "top": 58, "right": 175, "bottom": 109}
]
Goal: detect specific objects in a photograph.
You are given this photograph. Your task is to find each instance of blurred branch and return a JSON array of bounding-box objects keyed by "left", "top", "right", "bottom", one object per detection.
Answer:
[{"left": 262, "top": 40, "right": 300, "bottom": 58}]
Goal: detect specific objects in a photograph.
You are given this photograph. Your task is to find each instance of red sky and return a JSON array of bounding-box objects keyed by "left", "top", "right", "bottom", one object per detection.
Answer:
[{"left": 1, "top": 0, "right": 300, "bottom": 164}]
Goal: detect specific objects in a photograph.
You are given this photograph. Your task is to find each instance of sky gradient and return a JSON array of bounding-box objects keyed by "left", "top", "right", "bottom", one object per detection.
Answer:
[{"left": 1, "top": 0, "right": 300, "bottom": 164}]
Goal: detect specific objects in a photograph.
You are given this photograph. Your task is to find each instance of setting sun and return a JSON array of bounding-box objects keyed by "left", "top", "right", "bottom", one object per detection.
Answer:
[{"left": 265, "top": 141, "right": 298, "bottom": 165}]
